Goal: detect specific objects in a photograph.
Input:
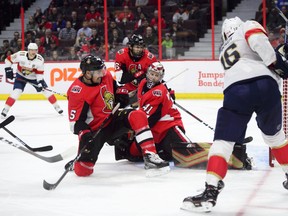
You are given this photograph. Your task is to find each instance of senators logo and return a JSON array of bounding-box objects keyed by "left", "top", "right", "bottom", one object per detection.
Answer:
[
  {"left": 100, "top": 85, "right": 114, "bottom": 113},
  {"left": 128, "top": 64, "right": 138, "bottom": 74}
]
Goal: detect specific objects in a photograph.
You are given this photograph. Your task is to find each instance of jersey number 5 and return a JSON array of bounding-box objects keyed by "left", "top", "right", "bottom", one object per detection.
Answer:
[{"left": 220, "top": 43, "right": 240, "bottom": 70}]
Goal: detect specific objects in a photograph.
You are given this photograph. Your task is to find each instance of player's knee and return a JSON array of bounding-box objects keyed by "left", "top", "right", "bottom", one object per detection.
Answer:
[
  {"left": 262, "top": 130, "right": 286, "bottom": 148},
  {"left": 128, "top": 110, "right": 148, "bottom": 131},
  {"left": 74, "top": 161, "right": 94, "bottom": 177},
  {"left": 209, "top": 140, "right": 234, "bottom": 161}
]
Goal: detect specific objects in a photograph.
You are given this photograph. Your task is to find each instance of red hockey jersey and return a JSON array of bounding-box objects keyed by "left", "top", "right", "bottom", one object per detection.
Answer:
[{"left": 138, "top": 79, "right": 184, "bottom": 143}]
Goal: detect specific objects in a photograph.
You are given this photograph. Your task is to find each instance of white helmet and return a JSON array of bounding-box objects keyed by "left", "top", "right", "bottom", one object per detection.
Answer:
[
  {"left": 28, "top": 43, "right": 38, "bottom": 50},
  {"left": 221, "top": 16, "right": 243, "bottom": 41},
  {"left": 146, "top": 62, "right": 165, "bottom": 89}
]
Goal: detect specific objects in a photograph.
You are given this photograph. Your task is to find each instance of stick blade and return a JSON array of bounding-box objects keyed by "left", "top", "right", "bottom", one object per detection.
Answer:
[
  {"left": 33, "top": 145, "right": 53, "bottom": 152},
  {"left": 43, "top": 180, "right": 56, "bottom": 190},
  {"left": 0, "top": 115, "right": 15, "bottom": 128}
]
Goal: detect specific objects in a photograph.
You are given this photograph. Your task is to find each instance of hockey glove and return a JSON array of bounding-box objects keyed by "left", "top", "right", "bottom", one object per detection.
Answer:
[
  {"left": 78, "top": 129, "right": 94, "bottom": 145},
  {"left": 168, "top": 88, "right": 176, "bottom": 101},
  {"left": 269, "top": 44, "right": 288, "bottom": 79},
  {"left": 37, "top": 79, "right": 48, "bottom": 91},
  {"left": 133, "top": 70, "right": 145, "bottom": 85},
  {"left": 115, "top": 87, "right": 129, "bottom": 108},
  {"left": 5, "top": 67, "right": 14, "bottom": 80}
]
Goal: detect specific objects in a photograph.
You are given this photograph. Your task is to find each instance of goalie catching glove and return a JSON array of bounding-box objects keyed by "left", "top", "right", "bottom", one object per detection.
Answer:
[
  {"left": 5, "top": 67, "right": 14, "bottom": 80},
  {"left": 269, "top": 44, "right": 288, "bottom": 79}
]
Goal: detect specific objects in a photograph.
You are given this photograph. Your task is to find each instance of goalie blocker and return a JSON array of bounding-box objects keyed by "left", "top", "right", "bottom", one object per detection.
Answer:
[{"left": 172, "top": 142, "right": 252, "bottom": 170}]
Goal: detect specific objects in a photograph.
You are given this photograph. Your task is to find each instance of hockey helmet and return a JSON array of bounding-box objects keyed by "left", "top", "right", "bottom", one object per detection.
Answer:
[
  {"left": 221, "top": 16, "right": 243, "bottom": 41},
  {"left": 128, "top": 34, "right": 145, "bottom": 58},
  {"left": 28, "top": 43, "right": 38, "bottom": 50},
  {"left": 80, "top": 55, "right": 105, "bottom": 74},
  {"left": 146, "top": 61, "right": 165, "bottom": 89}
]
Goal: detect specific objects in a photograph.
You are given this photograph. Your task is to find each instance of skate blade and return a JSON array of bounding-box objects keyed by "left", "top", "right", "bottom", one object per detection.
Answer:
[
  {"left": 145, "top": 166, "right": 170, "bottom": 177},
  {"left": 181, "top": 201, "right": 213, "bottom": 213}
]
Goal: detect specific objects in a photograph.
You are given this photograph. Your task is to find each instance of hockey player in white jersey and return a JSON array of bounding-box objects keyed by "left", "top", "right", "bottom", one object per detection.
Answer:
[
  {"left": 1, "top": 43, "right": 63, "bottom": 118},
  {"left": 181, "top": 17, "right": 288, "bottom": 212}
]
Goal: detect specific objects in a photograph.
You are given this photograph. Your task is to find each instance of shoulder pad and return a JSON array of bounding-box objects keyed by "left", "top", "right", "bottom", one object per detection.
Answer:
[
  {"left": 117, "top": 48, "right": 125, "bottom": 55},
  {"left": 147, "top": 52, "right": 155, "bottom": 60},
  {"left": 37, "top": 54, "right": 44, "bottom": 61},
  {"left": 19, "top": 51, "right": 26, "bottom": 56}
]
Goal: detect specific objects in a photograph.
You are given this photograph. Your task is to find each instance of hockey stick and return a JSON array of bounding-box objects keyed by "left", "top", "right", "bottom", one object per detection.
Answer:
[
  {"left": 43, "top": 103, "right": 121, "bottom": 190},
  {"left": 16, "top": 77, "right": 68, "bottom": 98},
  {"left": 174, "top": 101, "right": 253, "bottom": 144},
  {"left": 0, "top": 116, "right": 53, "bottom": 152},
  {"left": 0, "top": 115, "right": 15, "bottom": 128},
  {"left": 0, "top": 136, "right": 75, "bottom": 163}
]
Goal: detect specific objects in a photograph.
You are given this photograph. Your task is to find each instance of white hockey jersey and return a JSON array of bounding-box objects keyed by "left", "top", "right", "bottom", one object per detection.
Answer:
[
  {"left": 5, "top": 51, "right": 45, "bottom": 81},
  {"left": 219, "top": 20, "right": 281, "bottom": 90}
]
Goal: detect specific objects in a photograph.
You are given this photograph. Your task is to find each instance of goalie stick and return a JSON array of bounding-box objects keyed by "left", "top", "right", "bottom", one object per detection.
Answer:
[
  {"left": 0, "top": 116, "right": 53, "bottom": 152},
  {"left": 0, "top": 136, "right": 75, "bottom": 163},
  {"left": 43, "top": 103, "right": 121, "bottom": 190}
]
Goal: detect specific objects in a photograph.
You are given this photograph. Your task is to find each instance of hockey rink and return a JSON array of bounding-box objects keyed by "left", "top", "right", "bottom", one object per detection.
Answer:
[{"left": 0, "top": 99, "right": 287, "bottom": 216}]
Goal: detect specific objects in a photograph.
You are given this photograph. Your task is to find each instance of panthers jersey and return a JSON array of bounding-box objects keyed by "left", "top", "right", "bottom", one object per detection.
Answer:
[
  {"left": 138, "top": 79, "right": 183, "bottom": 143},
  {"left": 5, "top": 51, "right": 45, "bottom": 81},
  {"left": 219, "top": 20, "right": 280, "bottom": 90}
]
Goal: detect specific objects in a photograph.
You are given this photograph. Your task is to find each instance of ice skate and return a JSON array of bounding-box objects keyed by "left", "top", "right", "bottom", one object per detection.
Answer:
[
  {"left": 54, "top": 105, "right": 63, "bottom": 114},
  {"left": 1, "top": 108, "right": 9, "bottom": 118},
  {"left": 283, "top": 173, "right": 288, "bottom": 190},
  {"left": 143, "top": 151, "right": 170, "bottom": 177},
  {"left": 181, "top": 180, "right": 224, "bottom": 213}
]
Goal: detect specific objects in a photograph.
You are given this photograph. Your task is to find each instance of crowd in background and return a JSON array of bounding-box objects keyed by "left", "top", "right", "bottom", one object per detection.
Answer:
[{"left": 1, "top": 0, "right": 287, "bottom": 62}]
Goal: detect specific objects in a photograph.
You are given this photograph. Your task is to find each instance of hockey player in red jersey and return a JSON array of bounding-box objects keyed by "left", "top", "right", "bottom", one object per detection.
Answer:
[
  {"left": 67, "top": 55, "right": 169, "bottom": 177},
  {"left": 181, "top": 17, "right": 288, "bottom": 213},
  {"left": 1, "top": 43, "right": 63, "bottom": 118},
  {"left": 114, "top": 34, "right": 157, "bottom": 98}
]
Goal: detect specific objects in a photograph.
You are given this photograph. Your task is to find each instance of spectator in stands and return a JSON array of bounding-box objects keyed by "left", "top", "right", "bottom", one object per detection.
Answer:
[
  {"left": 37, "top": 16, "right": 52, "bottom": 33},
  {"left": 68, "top": 11, "right": 82, "bottom": 31},
  {"left": 33, "top": 7, "right": 43, "bottom": 24},
  {"left": 35, "top": 37, "right": 45, "bottom": 55},
  {"left": 48, "top": 50, "right": 61, "bottom": 61},
  {"left": 134, "top": 19, "right": 149, "bottom": 35},
  {"left": 135, "top": 0, "right": 149, "bottom": 7},
  {"left": 67, "top": 46, "right": 79, "bottom": 60},
  {"left": 189, "top": 3, "right": 202, "bottom": 20},
  {"left": 77, "top": 20, "right": 92, "bottom": 38},
  {"left": 108, "top": 21, "right": 124, "bottom": 39},
  {"left": 9, "top": 31, "right": 20, "bottom": 50},
  {"left": 58, "top": 21, "right": 77, "bottom": 40},
  {"left": 108, "top": 29, "right": 124, "bottom": 46},
  {"left": 150, "top": 10, "right": 166, "bottom": 31},
  {"left": 162, "top": 32, "right": 174, "bottom": 59},
  {"left": 24, "top": 31, "right": 35, "bottom": 48},
  {"left": 74, "top": 32, "right": 89, "bottom": 50},
  {"left": 115, "top": 6, "right": 134, "bottom": 23},
  {"left": 89, "top": 28, "right": 103, "bottom": 50},
  {"left": 172, "top": 4, "right": 189, "bottom": 24},
  {"left": 0, "top": 49, "right": 13, "bottom": 62},
  {"left": 143, "top": 26, "right": 158, "bottom": 53},
  {"left": 40, "top": 29, "right": 59, "bottom": 55},
  {"left": 47, "top": 7, "right": 59, "bottom": 23},
  {"left": 85, "top": 4, "right": 102, "bottom": 24},
  {"left": 134, "top": 6, "right": 147, "bottom": 21},
  {"left": 122, "top": 32, "right": 133, "bottom": 45},
  {"left": 134, "top": 12, "right": 148, "bottom": 30},
  {"left": 169, "top": 21, "right": 183, "bottom": 40},
  {"left": 51, "top": 14, "right": 66, "bottom": 32},
  {"left": 26, "top": 16, "right": 38, "bottom": 35},
  {"left": 12, "top": 39, "right": 22, "bottom": 53},
  {"left": 122, "top": 0, "right": 133, "bottom": 7},
  {"left": 0, "top": 40, "right": 11, "bottom": 55},
  {"left": 61, "top": 0, "right": 73, "bottom": 19}
]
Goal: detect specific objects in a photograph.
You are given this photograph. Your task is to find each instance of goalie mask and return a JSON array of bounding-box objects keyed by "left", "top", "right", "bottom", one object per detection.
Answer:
[
  {"left": 146, "top": 62, "right": 164, "bottom": 89},
  {"left": 221, "top": 16, "right": 243, "bottom": 42}
]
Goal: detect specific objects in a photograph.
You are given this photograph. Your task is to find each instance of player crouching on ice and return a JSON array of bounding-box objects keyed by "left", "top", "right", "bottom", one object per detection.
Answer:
[
  {"left": 181, "top": 17, "right": 288, "bottom": 213},
  {"left": 1, "top": 42, "right": 63, "bottom": 118},
  {"left": 67, "top": 55, "right": 170, "bottom": 177}
]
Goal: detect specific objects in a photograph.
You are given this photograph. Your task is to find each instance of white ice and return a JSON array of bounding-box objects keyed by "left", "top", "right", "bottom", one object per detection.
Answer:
[{"left": 0, "top": 99, "right": 287, "bottom": 216}]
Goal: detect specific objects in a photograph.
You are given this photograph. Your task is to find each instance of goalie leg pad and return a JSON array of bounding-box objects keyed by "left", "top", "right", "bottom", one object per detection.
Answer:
[{"left": 74, "top": 161, "right": 94, "bottom": 177}]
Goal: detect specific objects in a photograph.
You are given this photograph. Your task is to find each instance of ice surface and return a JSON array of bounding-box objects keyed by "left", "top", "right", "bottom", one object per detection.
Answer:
[{"left": 0, "top": 99, "right": 287, "bottom": 216}]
